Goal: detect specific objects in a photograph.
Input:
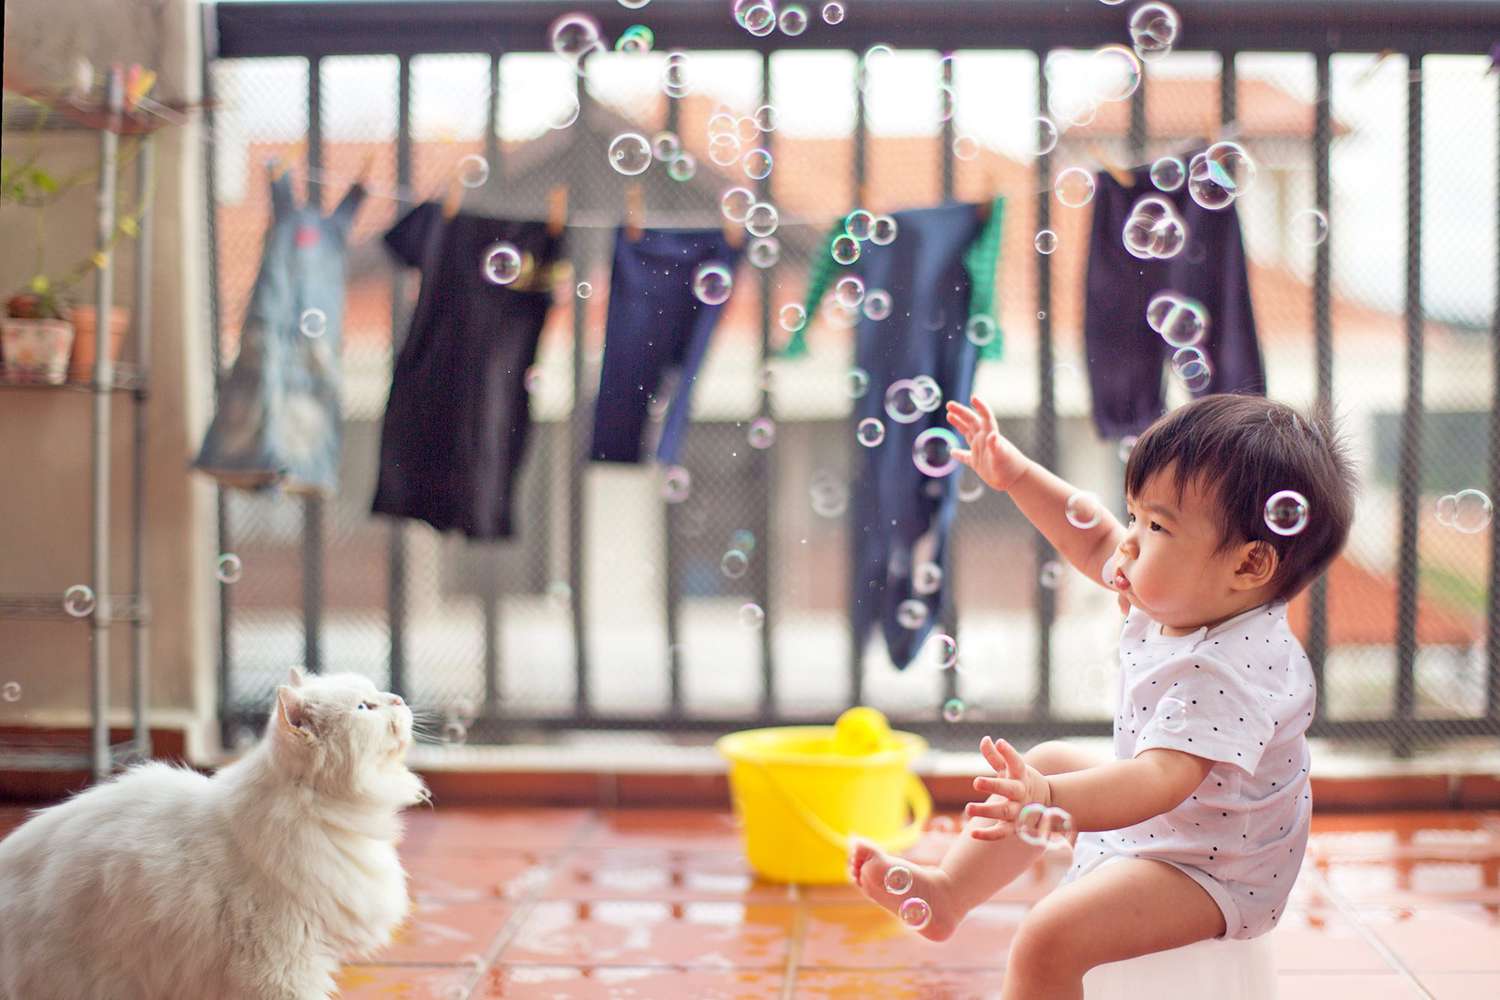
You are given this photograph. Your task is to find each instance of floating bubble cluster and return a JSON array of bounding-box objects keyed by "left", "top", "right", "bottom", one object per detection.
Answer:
[
  {"left": 1016, "top": 804, "right": 1075, "bottom": 846},
  {"left": 1436, "top": 489, "right": 1493, "bottom": 533},
  {"left": 1123, "top": 194, "right": 1188, "bottom": 260},
  {"left": 1146, "top": 291, "right": 1208, "bottom": 347}
]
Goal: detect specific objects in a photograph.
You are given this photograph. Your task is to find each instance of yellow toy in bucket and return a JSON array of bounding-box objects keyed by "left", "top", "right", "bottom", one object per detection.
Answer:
[{"left": 717, "top": 708, "right": 931, "bottom": 884}]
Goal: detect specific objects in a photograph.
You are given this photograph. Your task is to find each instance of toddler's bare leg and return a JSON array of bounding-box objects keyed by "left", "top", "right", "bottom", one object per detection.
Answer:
[{"left": 849, "top": 740, "right": 1102, "bottom": 941}]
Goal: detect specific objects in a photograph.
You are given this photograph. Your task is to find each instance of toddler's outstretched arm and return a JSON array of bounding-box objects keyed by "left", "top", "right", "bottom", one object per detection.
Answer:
[{"left": 947, "top": 395, "right": 1125, "bottom": 588}]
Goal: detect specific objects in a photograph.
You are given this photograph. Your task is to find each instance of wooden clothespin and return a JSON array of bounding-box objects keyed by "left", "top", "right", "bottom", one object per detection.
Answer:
[
  {"left": 1090, "top": 142, "right": 1135, "bottom": 187},
  {"left": 624, "top": 182, "right": 645, "bottom": 242},
  {"left": 546, "top": 184, "right": 568, "bottom": 237},
  {"left": 441, "top": 174, "right": 463, "bottom": 219},
  {"left": 269, "top": 137, "right": 305, "bottom": 181}
]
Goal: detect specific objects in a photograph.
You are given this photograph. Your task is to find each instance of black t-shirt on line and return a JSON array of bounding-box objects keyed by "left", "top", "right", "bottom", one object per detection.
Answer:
[{"left": 373, "top": 203, "right": 564, "bottom": 539}]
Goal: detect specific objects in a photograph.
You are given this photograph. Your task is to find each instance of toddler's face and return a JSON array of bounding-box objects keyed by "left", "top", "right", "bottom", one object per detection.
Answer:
[{"left": 1110, "top": 467, "right": 1249, "bottom": 630}]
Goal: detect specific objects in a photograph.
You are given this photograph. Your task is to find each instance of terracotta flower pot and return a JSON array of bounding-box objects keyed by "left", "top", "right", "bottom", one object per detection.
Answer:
[
  {"left": 66, "top": 304, "right": 129, "bottom": 383},
  {"left": 1, "top": 317, "right": 76, "bottom": 385}
]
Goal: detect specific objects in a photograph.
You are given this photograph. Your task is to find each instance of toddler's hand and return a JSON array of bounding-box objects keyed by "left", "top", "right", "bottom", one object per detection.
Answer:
[
  {"left": 945, "top": 396, "right": 1030, "bottom": 493},
  {"left": 964, "top": 736, "right": 1053, "bottom": 842}
]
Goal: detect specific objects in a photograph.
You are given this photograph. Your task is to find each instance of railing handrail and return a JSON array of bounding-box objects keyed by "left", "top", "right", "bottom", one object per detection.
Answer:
[{"left": 212, "top": 0, "right": 1500, "bottom": 60}]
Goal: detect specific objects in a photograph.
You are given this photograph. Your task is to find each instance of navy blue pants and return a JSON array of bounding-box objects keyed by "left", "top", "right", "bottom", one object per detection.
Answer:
[
  {"left": 851, "top": 202, "right": 986, "bottom": 670},
  {"left": 1084, "top": 170, "right": 1265, "bottom": 440},
  {"left": 590, "top": 228, "right": 741, "bottom": 466}
]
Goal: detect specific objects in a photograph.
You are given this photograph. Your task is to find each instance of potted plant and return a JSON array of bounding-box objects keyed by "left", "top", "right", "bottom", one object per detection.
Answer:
[{"left": 1, "top": 279, "right": 74, "bottom": 385}]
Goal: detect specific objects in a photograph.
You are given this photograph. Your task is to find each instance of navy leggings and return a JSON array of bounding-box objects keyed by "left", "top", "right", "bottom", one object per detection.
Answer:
[
  {"left": 850, "top": 202, "right": 987, "bottom": 670},
  {"left": 590, "top": 228, "right": 742, "bottom": 466},
  {"left": 1084, "top": 170, "right": 1265, "bottom": 440}
]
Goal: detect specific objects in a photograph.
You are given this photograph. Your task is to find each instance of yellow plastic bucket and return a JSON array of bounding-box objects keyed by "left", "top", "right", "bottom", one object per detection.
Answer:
[{"left": 716, "top": 724, "right": 932, "bottom": 884}]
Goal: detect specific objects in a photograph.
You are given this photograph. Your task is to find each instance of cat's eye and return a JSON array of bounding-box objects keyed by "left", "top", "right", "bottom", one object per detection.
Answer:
[{"left": 357, "top": 701, "right": 376, "bottom": 711}]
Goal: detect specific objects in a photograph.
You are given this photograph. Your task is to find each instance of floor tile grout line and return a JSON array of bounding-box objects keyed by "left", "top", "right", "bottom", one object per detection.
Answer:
[
  {"left": 1302, "top": 861, "right": 1436, "bottom": 999},
  {"left": 780, "top": 882, "right": 804, "bottom": 1000}
]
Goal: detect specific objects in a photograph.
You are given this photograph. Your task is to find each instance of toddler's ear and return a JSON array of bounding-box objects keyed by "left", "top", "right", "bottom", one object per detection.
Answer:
[{"left": 1234, "top": 540, "right": 1279, "bottom": 590}]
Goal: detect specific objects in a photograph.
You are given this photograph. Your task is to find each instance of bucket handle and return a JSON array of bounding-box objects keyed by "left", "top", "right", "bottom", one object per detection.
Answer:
[{"left": 744, "top": 758, "right": 933, "bottom": 856}]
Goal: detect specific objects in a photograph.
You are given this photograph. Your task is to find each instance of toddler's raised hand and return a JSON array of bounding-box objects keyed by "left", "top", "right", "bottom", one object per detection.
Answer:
[
  {"left": 964, "top": 736, "right": 1053, "bottom": 842},
  {"left": 945, "top": 396, "right": 1030, "bottom": 493}
]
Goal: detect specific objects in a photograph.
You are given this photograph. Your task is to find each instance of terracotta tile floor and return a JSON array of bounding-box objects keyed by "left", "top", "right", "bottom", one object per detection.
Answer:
[{"left": 2, "top": 806, "right": 1499, "bottom": 998}]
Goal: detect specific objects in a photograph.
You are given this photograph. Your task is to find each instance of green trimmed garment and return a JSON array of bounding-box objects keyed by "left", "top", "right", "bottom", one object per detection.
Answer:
[{"left": 778, "top": 198, "right": 1005, "bottom": 361}]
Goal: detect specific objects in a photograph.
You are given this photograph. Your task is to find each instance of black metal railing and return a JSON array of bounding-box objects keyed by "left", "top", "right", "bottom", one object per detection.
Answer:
[{"left": 204, "top": 0, "right": 1500, "bottom": 755}]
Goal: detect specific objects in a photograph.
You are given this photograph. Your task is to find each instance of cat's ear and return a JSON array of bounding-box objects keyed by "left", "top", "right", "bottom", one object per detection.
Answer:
[
  {"left": 275, "top": 685, "right": 315, "bottom": 743},
  {"left": 286, "top": 665, "right": 306, "bottom": 688}
]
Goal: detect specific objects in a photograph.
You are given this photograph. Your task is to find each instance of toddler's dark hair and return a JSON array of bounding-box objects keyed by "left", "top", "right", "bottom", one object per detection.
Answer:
[{"left": 1124, "top": 393, "right": 1357, "bottom": 602}]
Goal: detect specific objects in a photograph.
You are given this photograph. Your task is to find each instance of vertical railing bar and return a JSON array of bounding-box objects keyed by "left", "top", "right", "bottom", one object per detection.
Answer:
[
  {"left": 200, "top": 8, "right": 233, "bottom": 741},
  {"left": 569, "top": 73, "right": 591, "bottom": 719},
  {"left": 663, "top": 90, "right": 684, "bottom": 720},
  {"left": 1394, "top": 53, "right": 1424, "bottom": 758},
  {"left": 849, "top": 51, "right": 868, "bottom": 709},
  {"left": 1129, "top": 59, "right": 1147, "bottom": 165},
  {"left": 1490, "top": 69, "right": 1500, "bottom": 722},
  {"left": 1035, "top": 52, "right": 1056, "bottom": 721},
  {"left": 303, "top": 56, "right": 325, "bottom": 675},
  {"left": 130, "top": 134, "right": 154, "bottom": 758},
  {"left": 757, "top": 52, "right": 776, "bottom": 719},
  {"left": 1310, "top": 52, "right": 1332, "bottom": 720},
  {"left": 939, "top": 50, "right": 958, "bottom": 714},
  {"left": 482, "top": 51, "right": 504, "bottom": 716},
  {"left": 388, "top": 54, "right": 412, "bottom": 700},
  {"left": 1220, "top": 50, "right": 1237, "bottom": 129}
]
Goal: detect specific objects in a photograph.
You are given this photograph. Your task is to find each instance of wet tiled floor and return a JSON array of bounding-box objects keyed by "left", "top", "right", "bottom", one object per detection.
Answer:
[{"left": 1, "top": 805, "right": 1498, "bottom": 997}]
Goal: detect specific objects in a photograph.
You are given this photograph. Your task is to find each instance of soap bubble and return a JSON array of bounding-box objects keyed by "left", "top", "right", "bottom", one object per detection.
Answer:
[
  {"left": 958, "top": 467, "right": 985, "bottom": 503},
  {"left": 910, "top": 374, "right": 942, "bottom": 413},
  {"left": 721, "top": 550, "right": 749, "bottom": 579},
  {"left": 665, "top": 152, "right": 697, "bottom": 181},
  {"left": 845, "top": 209, "right": 875, "bottom": 241},
  {"left": 1172, "top": 347, "right": 1213, "bottom": 391},
  {"left": 863, "top": 289, "right": 892, "bottom": 320},
  {"left": 619, "top": 0, "right": 651, "bottom": 8},
  {"left": 739, "top": 602, "right": 766, "bottom": 629},
  {"left": 1065, "top": 491, "right": 1102, "bottom": 530},
  {"left": 884, "top": 379, "right": 923, "bottom": 424},
  {"left": 810, "top": 472, "right": 849, "bottom": 518},
  {"left": 856, "top": 417, "right": 885, "bottom": 447},
  {"left": 576, "top": 282, "right": 593, "bottom": 298},
  {"left": 745, "top": 202, "right": 780, "bottom": 237},
  {"left": 914, "top": 561, "right": 943, "bottom": 595},
  {"left": 747, "top": 417, "right": 776, "bottom": 449},
  {"left": 652, "top": 131, "right": 682, "bottom": 161},
  {"left": 721, "top": 186, "right": 755, "bottom": 223},
  {"left": 1157, "top": 696, "right": 1188, "bottom": 734},
  {"left": 298, "top": 308, "right": 327, "bottom": 338},
  {"left": 835, "top": 274, "right": 866, "bottom": 309},
  {"left": 1450, "top": 489, "right": 1494, "bottom": 533},
  {"left": 822, "top": 1, "right": 845, "bottom": 25},
  {"left": 1130, "top": 2, "right": 1180, "bottom": 62},
  {"left": 63, "top": 584, "right": 95, "bottom": 617},
  {"left": 870, "top": 214, "right": 898, "bottom": 246},
  {"left": 831, "top": 234, "right": 861, "bottom": 264},
  {"left": 482, "top": 242, "right": 522, "bottom": 284},
  {"left": 1039, "top": 561, "right": 1064, "bottom": 589},
  {"left": 1034, "top": 230, "right": 1058, "bottom": 255},
  {"left": 550, "top": 12, "right": 602, "bottom": 60},
  {"left": 1146, "top": 292, "right": 1208, "bottom": 347},
  {"left": 1055, "top": 167, "right": 1096, "bottom": 207},
  {"left": 899, "top": 896, "right": 932, "bottom": 930},
  {"left": 708, "top": 110, "right": 738, "bottom": 138},
  {"left": 1, "top": 682, "right": 19, "bottom": 703},
  {"left": 457, "top": 154, "right": 489, "bottom": 188},
  {"left": 845, "top": 368, "right": 871, "bottom": 398},
  {"left": 732, "top": 529, "right": 757, "bottom": 555},
  {"left": 549, "top": 96, "right": 581, "bottom": 130},
  {"left": 896, "top": 599, "right": 929, "bottom": 630},
  {"left": 1090, "top": 44, "right": 1143, "bottom": 102},
  {"left": 1150, "top": 156, "right": 1185, "bottom": 191},
  {"left": 607, "top": 132, "right": 652, "bottom": 175},
  {"left": 692, "top": 262, "right": 734, "bottom": 305},
  {"left": 662, "top": 466, "right": 692, "bottom": 503},
  {"left": 1263, "top": 490, "right": 1309, "bottom": 536},
  {"left": 1034, "top": 116, "right": 1060, "bottom": 157},
  {"left": 743, "top": 147, "right": 774, "bottom": 180},
  {"left": 913, "top": 428, "right": 961, "bottom": 477},
  {"left": 778, "top": 302, "right": 807, "bottom": 332},
  {"left": 1016, "top": 804, "right": 1075, "bottom": 846},
  {"left": 1293, "top": 209, "right": 1329, "bottom": 247},
  {"left": 964, "top": 315, "right": 998, "bottom": 347},
  {"left": 216, "top": 553, "right": 244, "bottom": 584},
  {"left": 615, "top": 24, "right": 655, "bottom": 54},
  {"left": 928, "top": 633, "right": 958, "bottom": 669},
  {"left": 884, "top": 865, "right": 913, "bottom": 895},
  {"left": 779, "top": 3, "right": 809, "bottom": 34},
  {"left": 941, "top": 698, "right": 965, "bottom": 723},
  {"left": 662, "top": 52, "right": 691, "bottom": 97},
  {"left": 708, "top": 133, "right": 742, "bottom": 167},
  {"left": 1148, "top": 216, "right": 1187, "bottom": 259},
  {"left": 952, "top": 135, "right": 980, "bottom": 160},
  {"left": 1188, "top": 143, "right": 1256, "bottom": 210},
  {"left": 749, "top": 237, "right": 780, "bottom": 268}
]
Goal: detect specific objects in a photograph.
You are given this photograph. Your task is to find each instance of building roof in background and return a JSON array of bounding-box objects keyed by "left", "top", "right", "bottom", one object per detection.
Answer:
[{"left": 1071, "top": 76, "right": 1351, "bottom": 141}]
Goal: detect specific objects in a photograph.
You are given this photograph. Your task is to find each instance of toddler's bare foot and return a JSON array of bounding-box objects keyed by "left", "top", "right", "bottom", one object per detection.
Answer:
[{"left": 848, "top": 837, "right": 963, "bottom": 942}]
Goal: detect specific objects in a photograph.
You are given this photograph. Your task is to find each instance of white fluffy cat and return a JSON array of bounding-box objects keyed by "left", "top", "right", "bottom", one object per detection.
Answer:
[{"left": 0, "top": 667, "right": 429, "bottom": 1000}]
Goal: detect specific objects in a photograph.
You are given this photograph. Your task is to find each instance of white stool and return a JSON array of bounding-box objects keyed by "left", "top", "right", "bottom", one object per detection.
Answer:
[{"left": 1082, "top": 932, "right": 1277, "bottom": 1000}]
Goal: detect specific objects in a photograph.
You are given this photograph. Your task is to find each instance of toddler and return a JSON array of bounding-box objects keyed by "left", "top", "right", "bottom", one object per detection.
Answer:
[{"left": 850, "top": 392, "right": 1356, "bottom": 1000}]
